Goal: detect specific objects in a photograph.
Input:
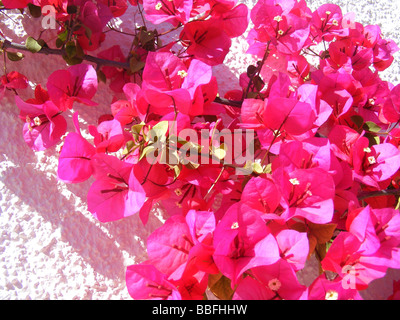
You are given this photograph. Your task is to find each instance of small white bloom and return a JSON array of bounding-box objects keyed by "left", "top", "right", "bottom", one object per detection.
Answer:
[
  {"left": 177, "top": 70, "right": 188, "bottom": 78},
  {"left": 325, "top": 290, "right": 339, "bottom": 300},
  {"left": 368, "top": 156, "right": 377, "bottom": 165},
  {"left": 174, "top": 188, "right": 183, "bottom": 196},
  {"left": 33, "top": 116, "right": 42, "bottom": 126},
  {"left": 268, "top": 278, "right": 282, "bottom": 291}
]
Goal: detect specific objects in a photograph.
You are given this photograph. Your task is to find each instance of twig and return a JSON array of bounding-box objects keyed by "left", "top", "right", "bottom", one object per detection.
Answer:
[
  {"left": 358, "top": 189, "right": 400, "bottom": 200},
  {"left": 1, "top": 36, "right": 130, "bottom": 70}
]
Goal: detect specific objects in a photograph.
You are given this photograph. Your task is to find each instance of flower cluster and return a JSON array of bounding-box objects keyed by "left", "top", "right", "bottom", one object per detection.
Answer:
[{"left": 1, "top": 0, "right": 400, "bottom": 300}]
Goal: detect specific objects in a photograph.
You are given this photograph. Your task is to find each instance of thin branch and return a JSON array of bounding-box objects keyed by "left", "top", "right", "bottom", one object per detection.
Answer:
[
  {"left": 358, "top": 188, "right": 400, "bottom": 200},
  {"left": 213, "top": 96, "right": 243, "bottom": 108},
  {"left": 1, "top": 36, "right": 130, "bottom": 70}
]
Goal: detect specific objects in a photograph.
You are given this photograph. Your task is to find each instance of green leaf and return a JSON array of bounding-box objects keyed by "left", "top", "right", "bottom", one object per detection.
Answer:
[
  {"left": 57, "top": 29, "right": 68, "bottom": 43},
  {"left": 65, "top": 41, "right": 77, "bottom": 58},
  {"left": 208, "top": 274, "right": 234, "bottom": 300},
  {"left": 131, "top": 122, "right": 146, "bottom": 136},
  {"left": 363, "top": 121, "right": 382, "bottom": 133},
  {"left": 212, "top": 143, "right": 227, "bottom": 160},
  {"left": 395, "top": 197, "right": 400, "bottom": 211},
  {"left": 25, "top": 37, "right": 42, "bottom": 53},
  {"left": 365, "top": 132, "right": 380, "bottom": 146},
  {"left": 122, "top": 140, "right": 136, "bottom": 155},
  {"left": 97, "top": 69, "right": 107, "bottom": 84},
  {"left": 27, "top": 3, "right": 42, "bottom": 18},
  {"left": 129, "top": 56, "right": 145, "bottom": 73},
  {"left": 351, "top": 115, "right": 364, "bottom": 129},
  {"left": 148, "top": 121, "right": 169, "bottom": 142},
  {"left": 246, "top": 65, "right": 257, "bottom": 77},
  {"left": 62, "top": 53, "right": 83, "bottom": 65},
  {"left": 7, "top": 51, "right": 24, "bottom": 61},
  {"left": 67, "top": 5, "right": 78, "bottom": 14},
  {"left": 138, "top": 28, "right": 155, "bottom": 46},
  {"left": 139, "top": 145, "right": 156, "bottom": 161},
  {"left": 253, "top": 75, "right": 265, "bottom": 92}
]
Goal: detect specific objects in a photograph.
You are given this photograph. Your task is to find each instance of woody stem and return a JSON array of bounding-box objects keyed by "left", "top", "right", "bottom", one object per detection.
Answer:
[
  {"left": 1, "top": 36, "right": 130, "bottom": 70},
  {"left": 358, "top": 188, "right": 400, "bottom": 200}
]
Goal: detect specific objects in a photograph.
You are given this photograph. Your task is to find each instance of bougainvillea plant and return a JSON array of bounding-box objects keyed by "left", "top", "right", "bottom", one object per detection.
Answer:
[{"left": 1, "top": 0, "right": 400, "bottom": 300}]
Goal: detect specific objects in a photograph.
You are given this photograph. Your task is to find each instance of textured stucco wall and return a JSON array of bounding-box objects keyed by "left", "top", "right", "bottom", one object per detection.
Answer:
[{"left": 0, "top": 0, "right": 399, "bottom": 300}]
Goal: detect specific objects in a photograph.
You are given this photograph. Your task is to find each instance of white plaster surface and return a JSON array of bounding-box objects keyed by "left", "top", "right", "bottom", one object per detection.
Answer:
[{"left": 0, "top": 0, "right": 399, "bottom": 300}]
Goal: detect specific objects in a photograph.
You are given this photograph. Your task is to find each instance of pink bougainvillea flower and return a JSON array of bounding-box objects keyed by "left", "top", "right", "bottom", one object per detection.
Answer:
[
  {"left": 141, "top": 51, "right": 191, "bottom": 114},
  {"left": 213, "top": 3, "right": 249, "bottom": 38},
  {"left": 79, "top": 0, "right": 113, "bottom": 34},
  {"left": 272, "top": 167, "right": 336, "bottom": 224},
  {"left": 88, "top": 118, "right": 127, "bottom": 153},
  {"left": 213, "top": 202, "right": 280, "bottom": 287},
  {"left": 321, "top": 231, "right": 393, "bottom": 290},
  {"left": 126, "top": 264, "right": 182, "bottom": 300},
  {"left": 147, "top": 211, "right": 217, "bottom": 281},
  {"left": 366, "top": 25, "right": 400, "bottom": 71},
  {"left": 87, "top": 153, "right": 146, "bottom": 222},
  {"left": 381, "top": 84, "right": 400, "bottom": 123},
  {"left": 143, "top": 0, "right": 193, "bottom": 27},
  {"left": 346, "top": 206, "right": 381, "bottom": 255},
  {"left": 180, "top": 18, "right": 231, "bottom": 66},
  {"left": 185, "top": 209, "right": 215, "bottom": 245},
  {"left": 263, "top": 94, "right": 317, "bottom": 137},
  {"left": 328, "top": 124, "right": 360, "bottom": 163},
  {"left": 180, "top": 58, "right": 218, "bottom": 115},
  {"left": 308, "top": 274, "right": 362, "bottom": 300},
  {"left": 240, "top": 98, "right": 266, "bottom": 130},
  {"left": 57, "top": 130, "right": 96, "bottom": 183},
  {"left": 275, "top": 229, "right": 309, "bottom": 271},
  {"left": 47, "top": 64, "right": 98, "bottom": 111},
  {"left": 15, "top": 96, "right": 67, "bottom": 152},
  {"left": 97, "top": 45, "right": 131, "bottom": 93},
  {"left": 311, "top": 3, "right": 347, "bottom": 42},
  {"left": 287, "top": 54, "right": 310, "bottom": 83},
  {"left": 0, "top": 71, "right": 28, "bottom": 99},
  {"left": 328, "top": 39, "right": 373, "bottom": 72},
  {"left": 317, "top": 72, "right": 364, "bottom": 118},
  {"left": 233, "top": 260, "right": 307, "bottom": 300},
  {"left": 2, "top": 0, "right": 32, "bottom": 8},
  {"left": 250, "top": 0, "right": 311, "bottom": 54},
  {"left": 146, "top": 214, "right": 195, "bottom": 279},
  {"left": 98, "top": 0, "right": 128, "bottom": 17},
  {"left": 142, "top": 51, "right": 187, "bottom": 91},
  {"left": 388, "top": 280, "right": 400, "bottom": 300},
  {"left": 111, "top": 83, "right": 143, "bottom": 124},
  {"left": 352, "top": 136, "right": 400, "bottom": 189},
  {"left": 240, "top": 176, "right": 281, "bottom": 215}
]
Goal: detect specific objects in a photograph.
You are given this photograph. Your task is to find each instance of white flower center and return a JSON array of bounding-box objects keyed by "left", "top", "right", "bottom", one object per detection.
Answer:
[
  {"left": 368, "top": 156, "right": 377, "bottom": 165},
  {"left": 325, "top": 290, "right": 338, "bottom": 300},
  {"left": 177, "top": 70, "right": 188, "bottom": 78},
  {"left": 268, "top": 278, "right": 282, "bottom": 291}
]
